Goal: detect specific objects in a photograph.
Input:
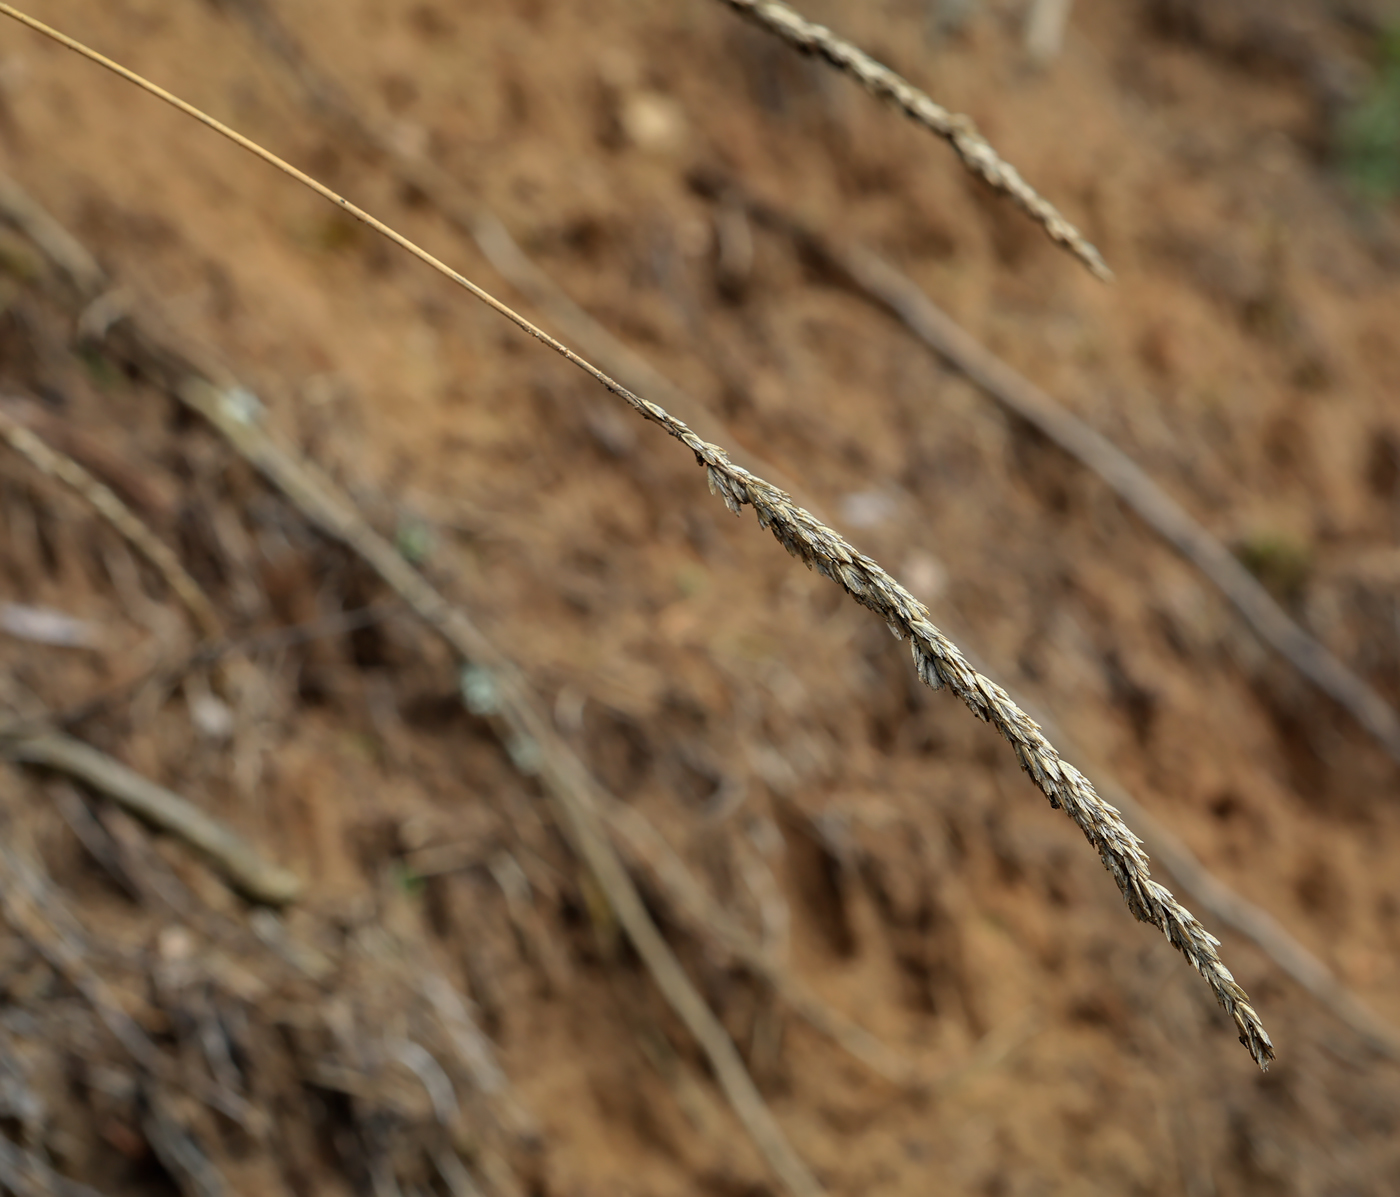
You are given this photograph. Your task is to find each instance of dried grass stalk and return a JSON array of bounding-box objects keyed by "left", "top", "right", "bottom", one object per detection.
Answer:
[
  {"left": 0, "top": 3, "right": 1272, "bottom": 1070},
  {"left": 712, "top": 0, "right": 1110, "bottom": 279},
  {"left": 643, "top": 409, "right": 1273, "bottom": 1069},
  {"left": 1101, "top": 778, "right": 1400, "bottom": 1061},
  {"left": 936, "top": 609, "right": 1400, "bottom": 1062}
]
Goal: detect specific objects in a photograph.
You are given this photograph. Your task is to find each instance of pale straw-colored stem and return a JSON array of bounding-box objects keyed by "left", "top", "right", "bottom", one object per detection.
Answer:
[{"left": 173, "top": 375, "right": 827, "bottom": 1196}]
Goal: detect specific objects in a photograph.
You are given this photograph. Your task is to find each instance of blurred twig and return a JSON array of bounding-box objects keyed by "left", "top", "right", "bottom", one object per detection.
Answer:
[
  {"left": 1024, "top": 0, "right": 1074, "bottom": 64},
  {"left": 1, "top": 733, "right": 302, "bottom": 905},
  {"left": 605, "top": 800, "right": 922, "bottom": 1086},
  {"left": 142, "top": 1087, "right": 226, "bottom": 1197},
  {"left": 0, "top": 841, "right": 155, "bottom": 1067},
  {"left": 0, "top": 395, "right": 171, "bottom": 519},
  {"left": 173, "top": 374, "right": 826, "bottom": 1197},
  {"left": 712, "top": 0, "right": 1110, "bottom": 279},
  {"left": 420, "top": 970, "right": 541, "bottom": 1179},
  {"left": 0, "top": 601, "right": 396, "bottom": 744},
  {"left": 0, "top": 398, "right": 222, "bottom": 638},
  {"left": 0, "top": 171, "right": 104, "bottom": 294},
  {"left": 51, "top": 782, "right": 147, "bottom": 903}
]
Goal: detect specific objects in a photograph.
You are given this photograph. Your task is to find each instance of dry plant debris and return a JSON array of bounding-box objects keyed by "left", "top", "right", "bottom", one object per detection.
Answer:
[
  {"left": 171, "top": 376, "right": 828, "bottom": 1196},
  {"left": 210, "top": 0, "right": 814, "bottom": 504},
  {"left": 0, "top": 166, "right": 915, "bottom": 1197},
  {"left": 0, "top": 1, "right": 1273, "bottom": 1075}
]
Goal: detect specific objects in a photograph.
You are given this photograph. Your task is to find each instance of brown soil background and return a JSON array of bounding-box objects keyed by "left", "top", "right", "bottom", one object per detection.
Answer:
[{"left": 1, "top": 0, "right": 1399, "bottom": 1193}]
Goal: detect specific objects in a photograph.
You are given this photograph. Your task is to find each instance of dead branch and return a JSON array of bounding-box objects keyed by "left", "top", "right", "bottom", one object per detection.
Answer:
[{"left": 2, "top": 732, "right": 302, "bottom": 906}]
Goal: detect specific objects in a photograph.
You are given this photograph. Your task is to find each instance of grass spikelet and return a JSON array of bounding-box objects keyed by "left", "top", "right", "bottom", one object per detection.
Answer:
[
  {"left": 713, "top": 0, "right": 1112, "bottom": 280},
  {"left": 658, "top": 430, "right": 1275, "bottom": 1069}
]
